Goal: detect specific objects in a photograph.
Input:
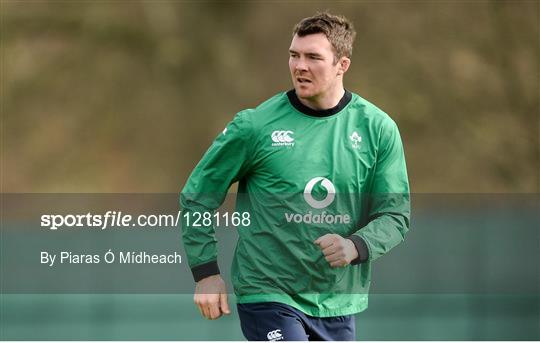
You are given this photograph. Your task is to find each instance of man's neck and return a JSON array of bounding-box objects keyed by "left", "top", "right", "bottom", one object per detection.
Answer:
[{"left": 297, "top": 87, "right": 346, "bottom": 111}]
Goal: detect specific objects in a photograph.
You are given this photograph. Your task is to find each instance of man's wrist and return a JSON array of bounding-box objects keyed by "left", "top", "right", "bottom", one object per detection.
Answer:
[
  {"left": 347, "top": 235, "right": 369, "bottom": 265},
  {"left": 191, "top": 260, "right": 220, "bottom": 282}
]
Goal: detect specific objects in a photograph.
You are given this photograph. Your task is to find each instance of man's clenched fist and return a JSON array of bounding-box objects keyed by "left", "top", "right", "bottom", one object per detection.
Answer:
[
  {"left": 194, "top": 274, "right": 231, "bottom": 320},
  {"left": 314, "top": 234, "right": 358, "bottom": 267}
]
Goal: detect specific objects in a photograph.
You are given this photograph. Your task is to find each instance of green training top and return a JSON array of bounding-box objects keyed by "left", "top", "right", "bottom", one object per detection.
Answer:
[{"left": 180, "top": 90, "right": 410, "bottom": 317}]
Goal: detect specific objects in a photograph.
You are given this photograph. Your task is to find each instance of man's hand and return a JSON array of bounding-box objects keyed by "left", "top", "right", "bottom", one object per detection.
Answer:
[
  {"left": 314, "top": 234, "right": 358, "bottom": 267},
  {"left": 194, "top": 274, "right": 231, "bottom": 320}
]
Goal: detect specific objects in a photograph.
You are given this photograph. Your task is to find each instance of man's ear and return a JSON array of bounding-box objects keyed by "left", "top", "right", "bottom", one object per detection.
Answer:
[{"left": 337, "top": 57, "right": 351, "bottom": 76}]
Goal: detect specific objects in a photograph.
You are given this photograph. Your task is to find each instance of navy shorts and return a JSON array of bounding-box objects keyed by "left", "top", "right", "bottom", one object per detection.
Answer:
[{"left": 237, "top": 302, "right": 356, "bottom": 341}]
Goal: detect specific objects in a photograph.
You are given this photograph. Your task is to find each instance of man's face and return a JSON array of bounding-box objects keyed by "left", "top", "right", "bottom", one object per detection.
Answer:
[{"left": 288, "top": 33, "right": 348, "bottom": 101}]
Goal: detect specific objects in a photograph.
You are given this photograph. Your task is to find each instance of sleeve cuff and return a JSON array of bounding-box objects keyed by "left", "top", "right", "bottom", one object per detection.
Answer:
[
  {"left": 348, "top": 235, "right": 369, "bottom": 265},
  {"left": 191, "top": 260, "right": 220, "bottom": 282}
]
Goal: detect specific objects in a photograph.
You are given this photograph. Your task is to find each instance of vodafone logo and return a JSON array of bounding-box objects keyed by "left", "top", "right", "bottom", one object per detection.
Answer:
[
  {"left": 271, "top": 130, "right": 294, "bottom": 147},
  {"left": 284, "top": 177, "right": 350, "bottom": 225},
  {"left": 303, "top": 177, "right": 335, "bottom": 209}
]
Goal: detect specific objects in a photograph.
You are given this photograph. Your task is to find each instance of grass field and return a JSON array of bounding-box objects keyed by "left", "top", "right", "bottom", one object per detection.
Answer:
[{"left": 1, "top": 294, "right": 538, "bottom": 340}]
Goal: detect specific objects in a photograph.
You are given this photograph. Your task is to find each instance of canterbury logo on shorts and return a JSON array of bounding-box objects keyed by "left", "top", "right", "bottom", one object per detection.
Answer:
[{"left": 266, "top": 329, "right": 283, "bottom": 341}]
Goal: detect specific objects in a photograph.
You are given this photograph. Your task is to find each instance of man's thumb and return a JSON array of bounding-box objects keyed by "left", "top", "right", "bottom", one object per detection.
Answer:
[{"left": 220, "top": 292, "right": 231, "bottom": 314}]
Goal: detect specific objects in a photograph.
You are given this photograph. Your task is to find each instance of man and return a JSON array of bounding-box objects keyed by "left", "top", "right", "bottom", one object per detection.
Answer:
[{"left": 181, "top": 12, "right": 410, "bottom": 341}]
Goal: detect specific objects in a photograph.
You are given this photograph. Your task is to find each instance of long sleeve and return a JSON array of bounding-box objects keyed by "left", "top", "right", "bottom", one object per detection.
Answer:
[
  {"left": 352, "top": 119, "right": 410, "bottom": 262},
  {"left": 180, "top": 111, "right": 254, "bottom": 281}
]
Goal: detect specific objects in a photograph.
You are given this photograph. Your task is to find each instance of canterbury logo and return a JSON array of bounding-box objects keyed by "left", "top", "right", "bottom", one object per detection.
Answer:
[
  {"left": 267, "top": 329, "right": 283, "bottom": 341},
  {"left": 271, "top": 130, "right": 294, "bottom": 147},
  {"left": 304, "top": 177, "right": 336, "bottom": 209}
]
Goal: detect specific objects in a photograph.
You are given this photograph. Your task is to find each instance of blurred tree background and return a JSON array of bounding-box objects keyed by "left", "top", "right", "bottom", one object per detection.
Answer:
[{"left": 2, "top": 0, "right": 538, "bottom": 193}]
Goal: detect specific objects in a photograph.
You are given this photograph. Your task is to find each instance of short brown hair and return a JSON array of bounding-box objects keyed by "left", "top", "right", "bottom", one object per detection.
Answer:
[{"left": 293, "top": 12, "right": 356, "bottom": 60}]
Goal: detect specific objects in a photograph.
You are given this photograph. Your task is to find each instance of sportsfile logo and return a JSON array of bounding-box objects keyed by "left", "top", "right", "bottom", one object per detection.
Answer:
[
  {"left": 267, "top": 329, "right": 283, "bottom": 341},
  {"left": 284, "top": 177, "right": 351, "bottom": 224},
  {"left": 271, "top": 130, "right": 294, "bottom": 147}
]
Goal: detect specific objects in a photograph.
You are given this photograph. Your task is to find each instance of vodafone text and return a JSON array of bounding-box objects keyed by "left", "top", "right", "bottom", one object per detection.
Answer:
[{"left": 284, "top": 211, "right": 351, "bottom": 224}]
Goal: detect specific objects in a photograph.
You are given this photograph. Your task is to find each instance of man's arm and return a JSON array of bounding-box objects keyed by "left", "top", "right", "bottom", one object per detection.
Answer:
[
  {"left": 180, "top": 111, "right": 254, "bottom": 319},
  {"left": 351, "top": 119, "right": 410, "bottom": 262},
  {"left": 316, "top": 118, "right": 410, "bottom": 267}
]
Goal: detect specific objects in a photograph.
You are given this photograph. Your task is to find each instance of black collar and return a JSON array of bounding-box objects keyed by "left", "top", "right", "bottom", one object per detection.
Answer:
[{"left": 286, "top": 89, "right": 352, "bottom": 117}]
